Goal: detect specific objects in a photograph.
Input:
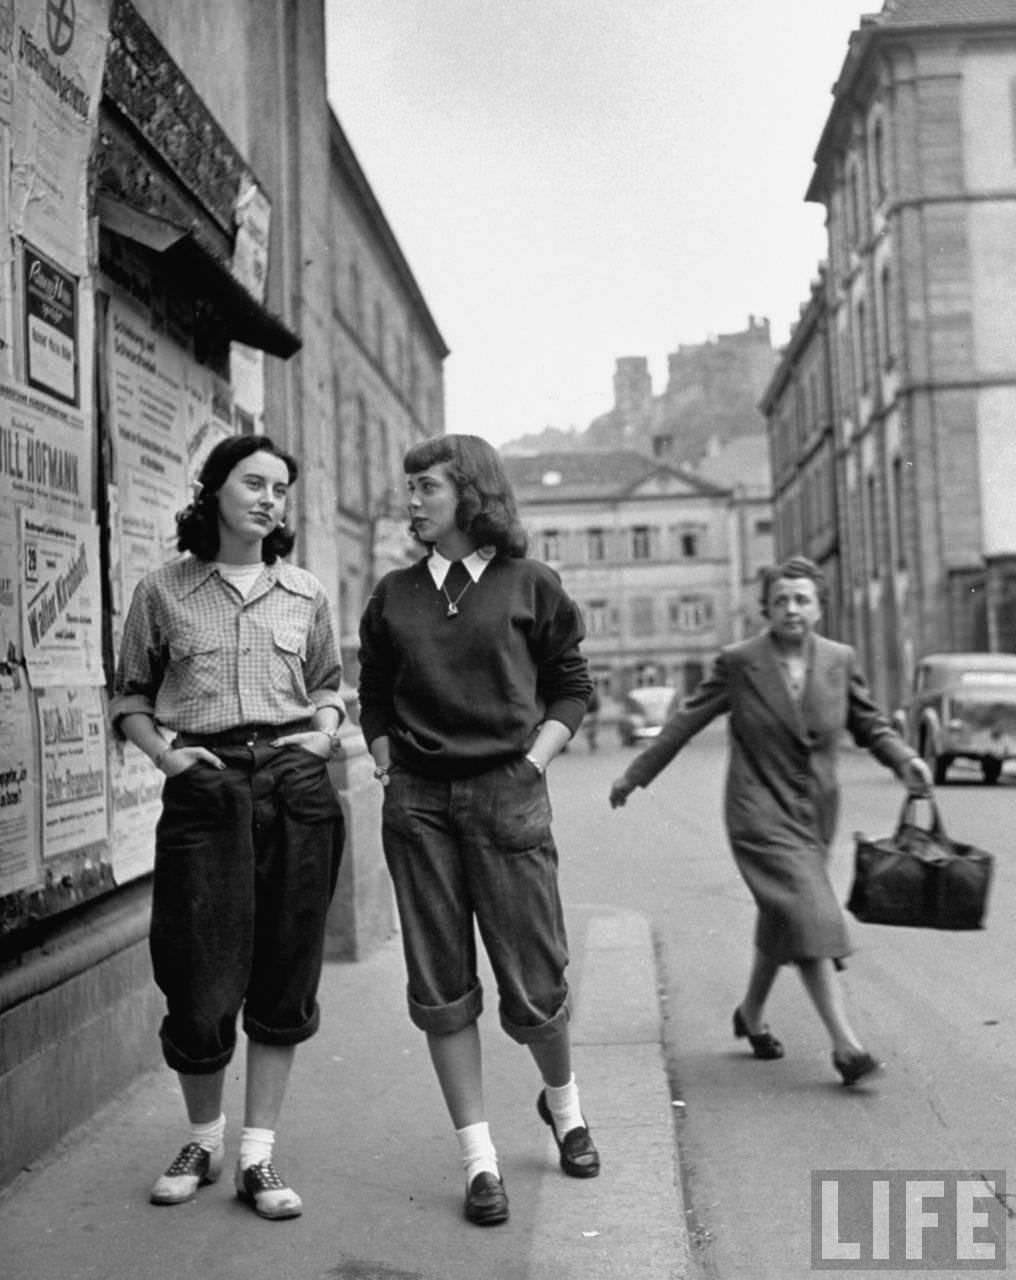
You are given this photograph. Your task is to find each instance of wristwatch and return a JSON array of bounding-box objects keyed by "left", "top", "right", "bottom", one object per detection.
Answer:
[{"left": 318, "top": 725, "right": 343, "bottom": 755}]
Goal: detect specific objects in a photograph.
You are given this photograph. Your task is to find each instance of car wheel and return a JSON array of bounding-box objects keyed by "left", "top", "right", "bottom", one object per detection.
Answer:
[
  {"left": 921, "top": 734, "right": 950, "bottom": 785},
  {"left": 982, "top": 758, "right": 1003, "bottom": 785}
]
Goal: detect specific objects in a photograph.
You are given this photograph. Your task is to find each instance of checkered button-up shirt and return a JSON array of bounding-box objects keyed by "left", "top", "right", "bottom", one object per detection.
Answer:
[{"left": 111, "top": 556, "right": 345, "bottom": 734}]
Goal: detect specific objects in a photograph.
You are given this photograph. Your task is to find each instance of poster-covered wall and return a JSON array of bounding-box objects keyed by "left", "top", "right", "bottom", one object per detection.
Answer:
[
  {"left": 0, "top": 0, "right": 110, "bottom": 925},
  {"left": 0, "top": 0, "right": 243, "bottom": 931},
  {"left": 104, "top": 290, "right": 234, "bottom": 889}
]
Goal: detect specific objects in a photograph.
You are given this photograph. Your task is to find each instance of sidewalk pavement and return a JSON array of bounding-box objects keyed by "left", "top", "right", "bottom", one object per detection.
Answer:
[{"left": 0, "top": 905, "right": 690, "bottom": 1280}]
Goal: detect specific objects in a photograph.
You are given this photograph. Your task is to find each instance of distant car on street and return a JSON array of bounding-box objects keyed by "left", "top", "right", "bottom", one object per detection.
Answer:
[
  {"left": 617, "top": 684, "right": 679, "bottom": 747},
  {"left": 894, "top": 652, "right": 1016, "bottom": 784}
]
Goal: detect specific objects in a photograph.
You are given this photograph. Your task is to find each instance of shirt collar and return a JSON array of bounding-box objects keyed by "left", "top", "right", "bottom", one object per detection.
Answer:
[
  {"left": 427, "top": 548, "right": 493, "bottom": 588},
  {"left": 172, "top": 555, "right": 314, "bottom": 599}
]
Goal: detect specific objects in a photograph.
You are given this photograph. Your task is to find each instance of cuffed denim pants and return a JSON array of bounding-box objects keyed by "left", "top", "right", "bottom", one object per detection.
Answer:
[{"left": 150, "top": 725, "right": 344, "bottom": 1074}]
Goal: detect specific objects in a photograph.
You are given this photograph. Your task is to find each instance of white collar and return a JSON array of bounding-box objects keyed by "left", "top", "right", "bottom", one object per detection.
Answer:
[{"left": 427, "top": 548, "right": 493, "bottom": 588}]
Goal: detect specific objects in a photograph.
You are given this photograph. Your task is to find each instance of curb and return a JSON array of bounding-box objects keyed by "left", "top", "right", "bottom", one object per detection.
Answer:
[{"left": 527, "top": 909, "right": 690, "bottom": 1279}]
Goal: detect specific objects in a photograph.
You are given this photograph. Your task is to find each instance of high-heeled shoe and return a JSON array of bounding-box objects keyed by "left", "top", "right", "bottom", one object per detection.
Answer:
[
  {"left": 832, "top": 1049, "right": 881, "bottom": 1086},
  {"left": 733, "top": 1006, "right": 785, "bottom": 1060}
]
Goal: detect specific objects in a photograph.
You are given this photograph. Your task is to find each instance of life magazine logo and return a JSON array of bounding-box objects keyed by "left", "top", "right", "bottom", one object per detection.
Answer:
[{"left": 811, "top": 1170, "right": 1007, "bottom": 1270}]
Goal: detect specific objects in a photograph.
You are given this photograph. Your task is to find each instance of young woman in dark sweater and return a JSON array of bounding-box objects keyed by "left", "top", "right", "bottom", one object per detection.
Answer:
[{"left": 358, "top": 434, "right": 598, "bottom": 1226}]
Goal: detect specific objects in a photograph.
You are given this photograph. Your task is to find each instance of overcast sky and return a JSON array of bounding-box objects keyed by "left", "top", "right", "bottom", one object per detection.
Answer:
[{"left": 324, "top": 1, "right": 871, "bottom": 447}]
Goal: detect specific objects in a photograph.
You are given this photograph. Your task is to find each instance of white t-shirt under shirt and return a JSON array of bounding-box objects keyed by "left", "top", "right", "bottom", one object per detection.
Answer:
[{"left": 215, "top": 561, "right": 264, "bottom": 600}]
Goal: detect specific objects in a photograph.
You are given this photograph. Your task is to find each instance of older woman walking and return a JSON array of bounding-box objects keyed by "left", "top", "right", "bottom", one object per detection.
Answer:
[{"left": 610, "top": 557, "right": 932, "bottom": 1085}]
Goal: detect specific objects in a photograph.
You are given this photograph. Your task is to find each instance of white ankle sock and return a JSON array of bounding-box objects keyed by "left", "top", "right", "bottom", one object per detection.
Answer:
[
  {"left": 190, "top": 1112, "right": 225, "bottom": 1154},
  {"left": 238, "top": 1126, "right": 275, "bottom": 1170},
  {"left": 455, "top": 1121, "right": 499, "bottom": 1185},
  {"left": 544, "top": 1074, "right": 584, "bottom": 1138}
]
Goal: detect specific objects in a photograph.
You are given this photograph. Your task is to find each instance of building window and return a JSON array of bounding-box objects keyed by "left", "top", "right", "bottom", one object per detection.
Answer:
[
  {"left": 892, "top": 455, "right": 907, "bottom": 569},
  {"left": 849, "top": 167, "right": 862, "bottom": 246},
  {"left": 631, "top": 525, "right": 651, "bottom": 560},
  {"left": 679, "top": 528, "right": 701, "bottom": 558},
  {"left": 755, "top": 518, "right": 773, "bottom": 536},
  {"left": 631, "top": 596, "right": 655, "bottom": 636},
  {"left": 350, "top": 260, "right": 363, "bottom": 332},
  {"left": 856, "top": 300, "right": 869, "bottom": 394},
  {"left": 586, "top": 599, "right": 609, "bottom": 635},
  {"left": 669, "top": 594, "right": 714, "bottom": 633},
  {"left": 880, "top": 265, "right": 894, "bottom": 369},
  {"left": 866, "top": 472, "right": 879, "bottom": 579},
  {"left": 374, "top": 301, "right": 385, "bottom": 368},
  {"left": 873, "top": 117, "right": 887, "bottom": 203},
  {"left": 587, "top": 527, "right": 606, "bottom": 562},
  {"left": 395, "top": 335, "right": 405, "bottom": 389},
  {"left": 540, "top": 529, "right": 561, "bottom": 561},
  {"left": 357, "top": 394, "right": 370, "bottom": 514}
]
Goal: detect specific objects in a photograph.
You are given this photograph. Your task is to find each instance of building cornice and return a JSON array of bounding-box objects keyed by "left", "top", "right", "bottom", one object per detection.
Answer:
[
  {"left": 759, "top": 272, "right": 828, "bottom": 413},
  {"left": 329, "top": 111, "right": 449, "bottom": 360},
  {"left": 806, "top": 15, "right": 1016, "bottom": 204}
]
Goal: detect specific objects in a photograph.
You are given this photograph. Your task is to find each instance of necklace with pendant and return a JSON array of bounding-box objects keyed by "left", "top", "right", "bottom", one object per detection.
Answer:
[{"left": 441, "top": 577, "right": 472, "bottom": 617}]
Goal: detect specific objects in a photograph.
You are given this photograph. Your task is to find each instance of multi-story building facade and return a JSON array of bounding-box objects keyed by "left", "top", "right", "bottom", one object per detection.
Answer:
[
  {"left": 692, "top": 434, "right": 778, "bottom": 639},
  {"left": 503, "top": 450, "right": 738, "bottom": 700},
  {"left": 760, "top": 272, "right": 842, "bottom": 638},
  {"left": 328, "top": 115, "right": 447, "bottom": 662},
  {"left": 764, "top": 0, "right": 1016, "bottom": 708}
]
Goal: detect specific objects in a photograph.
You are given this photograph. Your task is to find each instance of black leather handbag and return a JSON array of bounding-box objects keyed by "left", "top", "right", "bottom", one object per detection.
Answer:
[{"left": 847, "top": 797, "right": 993, "bottom": 930}]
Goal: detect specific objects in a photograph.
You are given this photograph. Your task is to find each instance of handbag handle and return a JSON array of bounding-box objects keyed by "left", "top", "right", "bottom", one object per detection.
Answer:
[{"left": 895, "top": 794, "right": 947, "bottom": 840}]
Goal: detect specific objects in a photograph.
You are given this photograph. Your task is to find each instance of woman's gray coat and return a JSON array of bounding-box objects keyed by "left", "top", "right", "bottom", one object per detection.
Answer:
[{"left": 623, "top": 631, "right": 916, "bottom": 962}]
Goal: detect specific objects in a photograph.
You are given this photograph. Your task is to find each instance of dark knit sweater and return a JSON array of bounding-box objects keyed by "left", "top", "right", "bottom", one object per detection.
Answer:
[{"left": 357, "top": 555, "right": 592, "bottom": 778}]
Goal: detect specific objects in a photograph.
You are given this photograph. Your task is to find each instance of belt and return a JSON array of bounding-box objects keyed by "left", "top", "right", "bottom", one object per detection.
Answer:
[{"left": 173, "top": 720, "right": 312, "bottom": 748}]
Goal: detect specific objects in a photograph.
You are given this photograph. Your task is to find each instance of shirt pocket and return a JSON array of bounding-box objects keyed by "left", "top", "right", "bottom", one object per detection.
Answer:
[
  {"left": 270, "top": 625, "right": 308, "bottom": 699},
  {"left": 165, "top": 627, "right": 222, "bottom": 700}
]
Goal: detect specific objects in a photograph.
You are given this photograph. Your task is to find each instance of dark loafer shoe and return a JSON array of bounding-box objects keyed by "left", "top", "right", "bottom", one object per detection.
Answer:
[
  {"left": 464, "top": 1171, "right": 509, "bottom": 1225},
  {"left": 733, "top": 1006, "right": 785, "bottom": 1060},
  {"left": 832, "top": 1050, "right": 882, "bottom": 1086},
  {"left": 537, "top": 1090, "right": 601, "bottom": 1178}
]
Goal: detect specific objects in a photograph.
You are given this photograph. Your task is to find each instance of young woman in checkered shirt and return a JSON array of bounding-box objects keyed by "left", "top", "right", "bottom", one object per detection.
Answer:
[{"left": 111, "top": 434, "right": 346, "bottom": 1221}]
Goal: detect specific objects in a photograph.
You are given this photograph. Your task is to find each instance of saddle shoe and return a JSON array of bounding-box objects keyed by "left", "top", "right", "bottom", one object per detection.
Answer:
[
  {"left": 234, "top": 1159, "right": 303, "bottom": 1220},
  {"left": 150, "top": 1141, "right": 224, "bottom": 1205}
]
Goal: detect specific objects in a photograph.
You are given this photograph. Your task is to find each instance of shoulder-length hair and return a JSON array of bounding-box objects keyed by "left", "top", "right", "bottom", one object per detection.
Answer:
[
  {"left": 176, "top": 433, "right": 298, "bottom": 564},
  {"left": 403, "top": 434, "right": 528, "bottom": 557},
  {"left": 758, "top": 555, "right": 827, "bottom": 615}
]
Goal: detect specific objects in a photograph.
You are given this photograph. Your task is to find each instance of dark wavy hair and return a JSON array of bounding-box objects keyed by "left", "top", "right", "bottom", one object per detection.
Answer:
[
  {"left": 759, "top": 555, "right": 827, "bottom": 616},
  {"left": 176, "top": 434, "right": 298, "bottom": 564},
  {"left": 403, "top": 434, "right": 528, "bottom": 557}
]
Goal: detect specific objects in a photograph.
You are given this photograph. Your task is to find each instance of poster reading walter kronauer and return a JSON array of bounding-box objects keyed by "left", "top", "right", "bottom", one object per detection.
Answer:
[{"left": 18, "top": 507, "right": 102, "bottom": 687}]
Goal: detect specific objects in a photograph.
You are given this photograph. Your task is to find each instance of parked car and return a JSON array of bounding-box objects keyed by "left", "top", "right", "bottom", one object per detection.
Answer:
[
  {"left": 617, "top": 684, "right": 679, "bottom": 746},
  {"left": 895, "top": 652, "right": 1016, "bottom": 784}
]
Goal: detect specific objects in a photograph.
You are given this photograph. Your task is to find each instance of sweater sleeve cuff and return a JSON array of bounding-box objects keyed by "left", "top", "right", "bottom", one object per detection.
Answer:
[{"left": 544, "top": 698, "right": 589, "bottom": 736}]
